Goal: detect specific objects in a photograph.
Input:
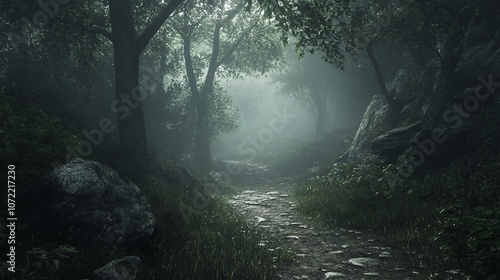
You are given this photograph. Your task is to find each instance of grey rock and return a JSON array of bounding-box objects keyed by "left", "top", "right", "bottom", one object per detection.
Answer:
[
  {"left": 378, "top": 251, "right": 392, "bottom": 258},
  {"left": 21, "top": 159, "right": 156, "bottom": 247},
  {"left": 93, "top": 256, "right": 142, "bottom": 280},
  {"left": 370, "top": 122, "right": 422, "bottom": 163},
  {"left": 348, "top": 257, "right": 381, "bottom": 267},
  {"left": 349, "top": 95, "right": 391, "bottom": 162},
  {"left": 324, "top": 271, "right": 345, "bottom": 279}
]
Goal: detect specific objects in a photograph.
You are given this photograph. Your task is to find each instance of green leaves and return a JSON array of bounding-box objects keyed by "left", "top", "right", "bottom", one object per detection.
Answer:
[
  {"left": 22, "top": 244, "right": 78, "bottom": 279},
  {"left": 0, "top": 92, "right": 79, "bottom": 187}
]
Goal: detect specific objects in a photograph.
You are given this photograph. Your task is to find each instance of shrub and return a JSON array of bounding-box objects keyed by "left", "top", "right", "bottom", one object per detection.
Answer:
[{"left": 0, "top": 92, "right": 79, "bottom": 187}]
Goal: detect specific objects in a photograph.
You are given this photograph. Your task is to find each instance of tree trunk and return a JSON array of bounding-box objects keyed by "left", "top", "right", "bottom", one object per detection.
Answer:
[
  {"left": 423, "top": 33, "right": 463, "bottom": 129},
  {"left": 315, "top": 94, "right": 328, "bottom": 138},
  {"left": 193, "top": 91, "right": 212, "bottom": 171},
  {"left": 191, "top": 20, "right": 223, "bottom": 172},
  {"left": 109, "top": 0, "right": 149, "bottom": 173},
  {"left": 367, "top": 40, "right": 400, "bottom": 116}
]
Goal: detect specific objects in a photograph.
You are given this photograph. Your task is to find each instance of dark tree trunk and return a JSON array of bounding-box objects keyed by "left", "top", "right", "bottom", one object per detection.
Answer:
[
  {"left": 367, "top": 40, "right": 400, "bottom": 117},
  {"left": 183, "top": 34, "right": 214, "bottom": 172},
  {"left": 107, "top": 0, "right": 183, "bottom": 173},
  {"left": 185, "top": 20, "right": 223, "bottom": 172},
  {"left": 193, "top": 91, "right": 212, "bottom": 171},
  {"left": 180, "top": 5, "right": 244, "bottom": 172},
  {"left": 109, "top": 0, "right": 149, "bottom": 173},
  {"left": 423, "top": 33, "right": 463, "bottom": 129},
  {"left": 314, "top": 94, "right": 328, "bottom": 138}
]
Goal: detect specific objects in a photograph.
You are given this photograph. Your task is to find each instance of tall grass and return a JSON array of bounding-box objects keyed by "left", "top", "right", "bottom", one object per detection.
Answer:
[
  {"left": 141, "top": 176, "right": 292, "bottom": 280},
  {"left": 293, "top": 153, "right": 500, "bottom": 278},
  {"left": 293, "top": 159, "right": 440, "bottom": 266},
  {"left": 3, "top": 173, "right": 290, "bottom": 279}
]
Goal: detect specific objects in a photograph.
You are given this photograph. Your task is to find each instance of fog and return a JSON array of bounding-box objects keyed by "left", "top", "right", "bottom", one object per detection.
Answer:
[{"left": 212, "top": 52, "right": 373, "bottom": 163}]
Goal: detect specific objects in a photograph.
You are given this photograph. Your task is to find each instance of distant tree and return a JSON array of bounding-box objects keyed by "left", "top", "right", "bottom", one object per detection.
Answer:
[
  {"left": 273, "top": 51, "right": 339, "bottom": 138},
  {"left": 252, "top": 0, "right": 404, "bottom": 113},
  {"left": 252, "top": 0, "right": 499, "bottom": 124},
  {"left": 173, "top": 0, "right": 282, "bottom": 171}
]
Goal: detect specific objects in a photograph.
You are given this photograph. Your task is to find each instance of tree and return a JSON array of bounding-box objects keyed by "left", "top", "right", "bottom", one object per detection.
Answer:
[
  {"left": 253, "top": 0, "right": 499, "bottom": 123},
  {"left": 173, "top": 0, "right": 282, "bottom": 171},
  {"left": 273, "top": 51, "right": 337, "bottom": 138},
  {"left": 252, "top": 0, "right": 406, "bottom": 114},
  {"left": 39, "top": 0, "right": 185, "bottom": 172},
  {"left": 103, "top": 0, "right": 185, "bottom": 173}
]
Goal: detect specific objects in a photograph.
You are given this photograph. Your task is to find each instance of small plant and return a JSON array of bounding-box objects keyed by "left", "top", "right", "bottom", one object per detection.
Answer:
[
  {"left": 9, "top": 244, "right": 79, "bottom": 280},
  {"left": 294, "top": 157, "right": 440, "bottom": 270},
  {"left": 0, "top": 92, "right": 79, "bottom": 187}
]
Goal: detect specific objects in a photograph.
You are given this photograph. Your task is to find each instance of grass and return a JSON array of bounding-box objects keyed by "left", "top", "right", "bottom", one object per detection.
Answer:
[
  {"left": 141, "top": 175, "right": 292, "bottom": 280},
  {"left": 2, "top": 171, "right": 291, "bottom": 280},
  {"left": 293, "top": 162, "right": 441, "bottom": 268},
  {"left": 292, "top": 154, "right": 500, "bottom": 278}
]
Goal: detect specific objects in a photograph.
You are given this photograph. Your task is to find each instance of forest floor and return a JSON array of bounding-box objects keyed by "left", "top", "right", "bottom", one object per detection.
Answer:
[{"left": 225, "top": 161, "right": 433, "bottom": 280}]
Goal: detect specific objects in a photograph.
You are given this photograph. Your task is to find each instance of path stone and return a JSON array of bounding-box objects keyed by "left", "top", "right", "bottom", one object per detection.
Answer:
[
  {"left": 348, "top": 257, "right": 381, "bottom": 267},
  {"left": 324, "top": 272, "right": 345, "bottom": 279}
]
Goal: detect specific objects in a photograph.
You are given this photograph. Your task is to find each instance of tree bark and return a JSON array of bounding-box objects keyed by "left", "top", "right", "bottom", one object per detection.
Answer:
[
  {"left": 314, "top": 93, "right": 328, "bottom": 138},
  {"left": 367, "top": 40, "right": 399, "bottom": 116},
  {"left": 107, "top": 0, "right": 183, "bottom": 173},
  {"left": 183, "top": 34, "right": 214, "bottom": 172},
  {"left": 109, "top": 0, "right": 149, "bottom": 173},
  {"left": 192, "top": 20, "right": 223, "bottom": 172}
]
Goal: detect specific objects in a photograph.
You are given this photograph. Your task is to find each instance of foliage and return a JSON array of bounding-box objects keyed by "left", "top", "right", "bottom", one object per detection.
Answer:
[
  {"left": 294, "top": 157, "right": 436, "bottom": 244},
  {"left": 293, "top": 142, "right": 500, "bottom": 278},
  {"left": 264, "top": 140, "right": 337, "bottom": 176},
  {"left": 207, "top": 84, "right": 240, "bottom": 138},
  {"left": 0, "top": 244, "right": 78, "bottom": 280},
  {"left": 422, "top": 153, "right": 500, "bottom": 279},
  {"left": 0, "top": 92, "right": 79, "bottom": 186}
]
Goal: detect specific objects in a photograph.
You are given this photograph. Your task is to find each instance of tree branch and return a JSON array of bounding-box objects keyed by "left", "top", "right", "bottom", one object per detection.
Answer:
[
  {"left": 217, "top": 18, "right": 259, "bottom": 67},
  {"left": 56, "top": 17, "right": 113, "bottom": 41},
  {"left": 136, "top": 0, "right": 185, "bottom": 54}
]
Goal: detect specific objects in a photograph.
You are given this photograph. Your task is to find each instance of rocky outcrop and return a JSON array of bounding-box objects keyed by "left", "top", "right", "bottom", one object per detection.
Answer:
[
  {"left": 371, "top": 122, "right": 422, "bottom": 163},
  {"left": 20, "top": 159, "right": 156, "bottom": 247},
  {"left": 93, "top": 256, "right": 142, "bottom": 280},
  {"left": 348, "top": 95, "right": 390, "bottom": 162},
  {"left": 314, "top": 126, "right": 357, "bottom": 151},
  {"left": 456, "top": 18, "right": 500, "bottom": 83}
]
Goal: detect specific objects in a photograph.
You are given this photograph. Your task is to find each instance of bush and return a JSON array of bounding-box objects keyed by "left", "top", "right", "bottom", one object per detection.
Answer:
[
  {"left": 294, "top": 157, "right": 437, "bottom": 256},
  {"left": 294, "top": 149, "right": 500, "bottom": 278},
  {"left": 0, "top": 92, "right": 79, "bottom": 187}
]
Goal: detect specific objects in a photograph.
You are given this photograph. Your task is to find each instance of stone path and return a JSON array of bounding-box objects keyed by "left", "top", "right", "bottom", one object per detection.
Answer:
[{"left": 225, "top": 161, "right": 431, "bottom": 280}]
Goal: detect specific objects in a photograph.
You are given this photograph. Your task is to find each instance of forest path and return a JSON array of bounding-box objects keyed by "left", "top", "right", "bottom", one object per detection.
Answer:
[{"left": 225, "top": 160, "right": 428, "bottom": 280}]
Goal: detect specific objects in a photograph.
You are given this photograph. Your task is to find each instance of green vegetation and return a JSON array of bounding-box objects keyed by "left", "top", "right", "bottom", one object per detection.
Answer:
[
  {"left": 3, "top": 173, "right": 290, "bottom": 280},
  {"left": 142, "top": 174, "right": 292, "bottom": 280},
  {"left": 294, "top": 151, "right": 499, "bottom": 279},
  {"left": 0, "top": 92, "right": 79, "bottom": 187},
  {"left": 0, "top": 93, "right": 290, "bottom": 279}
]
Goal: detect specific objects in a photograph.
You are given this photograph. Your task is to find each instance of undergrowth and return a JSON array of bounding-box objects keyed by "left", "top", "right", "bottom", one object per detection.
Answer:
[
  {"left": 294, "top": 151, "right": 499, "bottom": 279},
  {"left": 142, "top": 175, "right": 292, "bottom": 280},
  {"left": 1, "top": 173, "right": 290, "bottom": 279}
]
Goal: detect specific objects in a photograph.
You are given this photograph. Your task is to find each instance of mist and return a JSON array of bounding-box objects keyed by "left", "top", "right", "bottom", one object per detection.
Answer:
[{"left": 2, "top": 0, "right": 499, "bottom": 279}]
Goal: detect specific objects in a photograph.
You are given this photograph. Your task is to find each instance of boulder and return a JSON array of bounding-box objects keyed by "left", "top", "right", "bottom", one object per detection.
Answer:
[
  {"left": 93, "top": 256, "right": 142, "bottom": 280},
  {"left": 456, "top": 19, "right": 500, "bottom": 83},
  {"left": 20, "top": 159, "right": 156, "bottom": 247},
  {"left": 314, "top": 126, "right": 357, "bottom": 150},
  {"left": 399, "top": 125, "right": 473, "bottom": 176},
  {"left": 371, "top": 122, "right": 422, "bottom": 163}
]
